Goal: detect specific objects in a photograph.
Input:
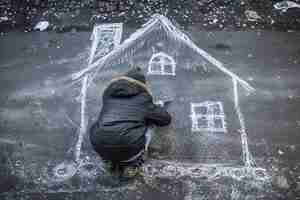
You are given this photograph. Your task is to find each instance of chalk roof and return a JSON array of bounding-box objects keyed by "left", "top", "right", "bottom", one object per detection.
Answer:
[{"left": 71, "top": 14, "right": 254, "bottom": 92}]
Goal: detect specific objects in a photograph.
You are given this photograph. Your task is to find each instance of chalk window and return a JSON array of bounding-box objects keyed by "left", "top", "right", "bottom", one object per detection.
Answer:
[
  {"left": 148, "top": 52, "right": 176, "bottom": 76},
  {"left": 90, "top": 23, "right": 123, "bottom": 62},
  {"left": 190, "top": 101, "right": 227, "bottom": 132}
]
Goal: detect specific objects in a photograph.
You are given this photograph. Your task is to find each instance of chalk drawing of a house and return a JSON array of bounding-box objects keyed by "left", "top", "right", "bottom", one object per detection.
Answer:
[{"left": 72, "top": 14, "right": 256, "bottom": 167}]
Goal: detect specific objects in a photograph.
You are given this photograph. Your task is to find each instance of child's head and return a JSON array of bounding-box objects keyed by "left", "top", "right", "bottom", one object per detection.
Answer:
[{"left": 125, "top": 67, "right": 146, "bottom": 83}]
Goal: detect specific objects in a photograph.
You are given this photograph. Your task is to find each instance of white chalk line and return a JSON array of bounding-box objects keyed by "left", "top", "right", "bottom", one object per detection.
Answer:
[
  {"left": 233, "top": 78, "right": 255, "bottom": 167},
  {"left": 63, "top": 110, "right": 79, "bottom": 128},
  {"left": 88, "top": 24, "right": 102, "bottom": 65},
  {"left": 73, "top": 23, "right": 123, "bottom": 163},
  {"left": 74, "top": 75, "right": 88, "bottom": 162},
  {"left": 144, "top": 160, "right": 270, "bottom": 182}
]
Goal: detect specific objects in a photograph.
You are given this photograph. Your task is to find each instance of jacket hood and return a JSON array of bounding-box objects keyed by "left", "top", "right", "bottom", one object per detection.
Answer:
[
  {"left": 107, "top": 77, "right": 150, "bottom": 98},
  {"left": 124, "top": 67, "right": 146, "bottom": 84}
]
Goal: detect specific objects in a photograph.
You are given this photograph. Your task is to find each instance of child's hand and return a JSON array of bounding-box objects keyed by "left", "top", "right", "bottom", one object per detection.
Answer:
[{"left": 154, "top": 100, "right": 164, "bottom": 107}]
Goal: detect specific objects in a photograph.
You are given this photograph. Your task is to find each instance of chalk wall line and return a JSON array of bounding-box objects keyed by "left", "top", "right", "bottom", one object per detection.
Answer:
[
  {"left": 233, "top": 78, "right": 255, "bottom": 167},
  {"left": 73, "top": 23, "right": 123, "bottom": 163},
  {"left": 74, "top": 75, "right": 88, "bottom": 162}
]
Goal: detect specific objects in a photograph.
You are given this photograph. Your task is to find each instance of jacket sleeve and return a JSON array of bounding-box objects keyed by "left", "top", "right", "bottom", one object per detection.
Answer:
[{"left": 145, "top": 103, "right": 172, "bottom": 127}]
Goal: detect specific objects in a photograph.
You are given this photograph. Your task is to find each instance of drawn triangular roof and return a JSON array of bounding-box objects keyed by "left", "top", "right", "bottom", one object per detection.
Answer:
[{"left": 71, "top": 14, "right": 254, "bottom": 92}]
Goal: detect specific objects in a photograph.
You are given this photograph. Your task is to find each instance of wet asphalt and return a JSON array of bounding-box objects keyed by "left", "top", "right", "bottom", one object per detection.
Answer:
[
  {"left": 1, "top": 1, "right": 300, "bottom": 199},
  {"left": 0, "top": 28, "right": 300, "bottom": 199}
]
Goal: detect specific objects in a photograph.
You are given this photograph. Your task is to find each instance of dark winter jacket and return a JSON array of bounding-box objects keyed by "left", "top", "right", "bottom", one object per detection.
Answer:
[{"left": 90, "top": 69, "right": 171, "bottom": 162}]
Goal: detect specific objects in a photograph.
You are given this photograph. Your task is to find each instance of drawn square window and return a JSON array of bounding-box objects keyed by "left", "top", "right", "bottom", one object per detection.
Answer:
[{"left": 191, "top": 101, "right": 227, "bottom": 133}]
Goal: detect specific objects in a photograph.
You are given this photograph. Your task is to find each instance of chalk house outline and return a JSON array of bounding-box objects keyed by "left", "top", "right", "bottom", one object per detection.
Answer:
[{"left": 65, "top": 14, "right": 269, "bottom": 182}]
